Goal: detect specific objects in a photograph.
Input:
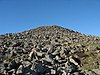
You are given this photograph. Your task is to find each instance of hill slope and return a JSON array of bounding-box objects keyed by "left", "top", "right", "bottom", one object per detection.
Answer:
[{"left": 0, "top": 25, "right": 100, "bottom": 75}]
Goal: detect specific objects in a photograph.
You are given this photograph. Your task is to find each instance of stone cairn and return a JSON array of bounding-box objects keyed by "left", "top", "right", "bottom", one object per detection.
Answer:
[{"left": 0, "top": 25, "right": 100, "bottom": 75}]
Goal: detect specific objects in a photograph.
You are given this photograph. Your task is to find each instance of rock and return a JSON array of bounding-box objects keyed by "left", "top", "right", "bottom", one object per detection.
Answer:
[
  {"left": 16, "top": 65, "right": 23, "bottom": 74},
  {"left": 55, "top": 55, "right": 60, "bottom": 60},
  {"left": 65, "top": 61, "right": 77, "bottom": 73},
  {"left": 22, "top": 61, "right": 32, "bottom": 67},
  {"left": 10, "top": 50, "right": 16, "bottom": 57},
  {"left": 87, "top": 46, "right": 96, "bottom": 51},
  {"left": 29, "top": 50, "right": 37, "bottom": 60},
  {"left": 42, "top": 48, "right": 48, "bottom": 52},
  {"left": 9, "top": 60, "right": 21, "bottom": 70},
  {"left": 72, "top": 72, "right": 80, "bottom": 75},
  {"left": 8, "top": 47, "right": 13, "bottom": 50},
  {"left": 34, "top": 63, "right": 48, "bottom": 74},
  {"left": 30, "top": 64, "right": 35, "bottom": 70},
  {"left": 92, "top": 69, "right": 100, "bottom": 75},
  {"left": 51, "top": 69, "right": 56, "bottom": 74},
  {"left": 96, "top": 46, "right": 100, "bottom": 50},
  {"left": 96, "top": 50, "right": 100, "bottom": 53},
  {"left": 72, "top": 72, "right": 85, "bottom": 75},
  {"left": 36, "top": 52, "right": 44, "bottom": 57},
  {"left": 29, "top": 51, "right": 34, "bottom": 58},
  {"left": 21, "top": 67, "right": 32, "bottom": 74},
  {"left": 69, "top": 56, "right": 81, "bottom": 66},
  {"left": 8, "top": 69, "right": 16, "bottom": 75},
  {"left": 12, "top": 42, "right": 22, "bottom": 47},
  {"left": 86, "top": 71, "right": 97, "bottom": 75},
  {"left": 60, "top": 47, "right": 65, "bottom": 55},
  {"left": 71, "top": 49, "right": 77, "bottom": 54},
  {"left": 52, "top": 50, "right": 59, "bottom": 55},
  {"left": 3, "top": 60, "right": 9, "bottom": 68},
  {"left": 0, "top": 63, "right": 4, "bottom": 73},
  {"left": 44, "top": 55, "right": 53, "bottom": 63},
  {"left": 62, "top": 70, "right": 67, "bottom": 75}
]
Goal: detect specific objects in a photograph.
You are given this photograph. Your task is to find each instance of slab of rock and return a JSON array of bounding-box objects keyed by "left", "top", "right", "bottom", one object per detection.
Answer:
[
  {"left": 16, "top": 65, "right": 23, "bottom": 74},
  {"left": 69, "top": 56, "right": 81, "bottom": 66},
  {"left": 92, "top": 69, "right": 100, "bottom": 75},
  {"left": 86, "top": 71, "right": 97, "bottom": 75}
]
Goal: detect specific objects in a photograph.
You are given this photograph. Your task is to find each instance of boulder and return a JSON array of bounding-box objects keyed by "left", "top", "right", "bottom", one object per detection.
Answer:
[
  {"left": 86, "top": 71, "right": 97, "bottom": 75},
  {"left": 92, "top": 69, "right": 100, "bottom": 75}
]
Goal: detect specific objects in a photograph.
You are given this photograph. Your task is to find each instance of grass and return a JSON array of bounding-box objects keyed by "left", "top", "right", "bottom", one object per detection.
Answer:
[
  {"left": 80, "top": 50, "right": 100, "bottom": 71},
  {"left": 71, "top": 42, "right": 100, "bottom": 71}
]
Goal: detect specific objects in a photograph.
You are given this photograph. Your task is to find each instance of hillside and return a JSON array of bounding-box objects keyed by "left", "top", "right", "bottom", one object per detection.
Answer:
[{"left": 0, "top": 25, "right": 100, "bottom": 75}]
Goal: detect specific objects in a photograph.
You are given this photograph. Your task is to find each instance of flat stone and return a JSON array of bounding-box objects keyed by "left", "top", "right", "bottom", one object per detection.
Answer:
[
  {"left": 86, "top": 71, "right": 97, "bottom": 75},
  {"left": 51, "top": 69, "right": 56, "bottom": 74},
  {"left": 65, "top": 61, "right": 77, "bottom": 73},
  {"left": 62, "top": 70, "right": 67, "bottom": 75},
  {"left": 92, "top": 69, "right": 100, "bottom": 75},
  {"left": 69, "top": 56, "right": 80, "bottom": 66},
  {"left": 16, "top": 65, "right": 23, "bottom": 74}
]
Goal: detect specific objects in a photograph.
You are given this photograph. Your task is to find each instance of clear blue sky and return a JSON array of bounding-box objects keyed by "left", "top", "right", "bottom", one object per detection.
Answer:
[{"left": 0, "top": 0, "right": 100, "bottom": 36}]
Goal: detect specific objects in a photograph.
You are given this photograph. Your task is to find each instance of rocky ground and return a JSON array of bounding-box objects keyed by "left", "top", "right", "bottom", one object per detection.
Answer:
[{"left": 0, "top": 25, "right": 100, "bottom": 75}]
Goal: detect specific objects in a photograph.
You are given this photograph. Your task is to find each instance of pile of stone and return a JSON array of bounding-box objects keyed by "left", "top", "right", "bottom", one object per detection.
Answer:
[{"left": 0, "top": 25, "right": 100, "bottom": 75}]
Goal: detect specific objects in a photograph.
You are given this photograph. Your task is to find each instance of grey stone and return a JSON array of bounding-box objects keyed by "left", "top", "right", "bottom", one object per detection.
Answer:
[
  {"left": 65, "top": 62, "right": 77, "bottom": 73},
  {"left": 51, "top": 69, "right": 56, "bottom": 74},
  {"left": 86, "top": 71, "right": 97, "bottom": 75},
  {"left": 62, "top": 70, "right": 67, "bottom": 75},
  {"left": 36, "top": 52, "right": 44, "bottom": 57},
  {"left": 92, "top": 69, "right": 100, "bottom": 75},
  {"left": 87, "top": 46, "right": 96, "bottom": 51},
  {"left": 16, "top": 65, "right": 23, "bottom": 74},
  {"left": 34, "top": 63, "right": 47, "bottom": 74},
  {"left": 9, "top": 60, "right": 21, "bottom": 70},
  {"left": 22, "top": 61, "right": 32, "bottom": 67},
  {"left": 69, "top": 56, "right": 81, "bottom": 66}
]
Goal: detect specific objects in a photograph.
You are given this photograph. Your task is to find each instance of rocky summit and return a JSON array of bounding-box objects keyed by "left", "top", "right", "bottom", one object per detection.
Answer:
[{"left": 0, "top": 25, "right": 100, "bottom": 75}]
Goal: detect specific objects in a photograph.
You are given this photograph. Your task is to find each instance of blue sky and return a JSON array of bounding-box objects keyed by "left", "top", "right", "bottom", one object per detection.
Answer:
[{"left": 0, "top": 0, "right": 100, "bottom": 36}]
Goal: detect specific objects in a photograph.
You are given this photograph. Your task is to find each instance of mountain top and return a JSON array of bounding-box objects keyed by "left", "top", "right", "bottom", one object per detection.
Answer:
[{"left": 0, "top": 25, "right": 100, "bottom": 75}]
